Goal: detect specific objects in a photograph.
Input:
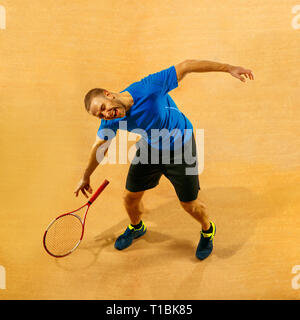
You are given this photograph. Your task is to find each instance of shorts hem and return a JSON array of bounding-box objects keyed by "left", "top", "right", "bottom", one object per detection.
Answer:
[
  {"left": 125, "top": 183, "right": 159, "bottom": 193},
  {"left": 177, "top": 187, "right": 200, "bottom": 202}
]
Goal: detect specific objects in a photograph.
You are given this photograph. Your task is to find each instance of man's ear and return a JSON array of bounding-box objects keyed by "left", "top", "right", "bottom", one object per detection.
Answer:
[{"left": 104, "top": 90, "right": 114, "bottom": 99}]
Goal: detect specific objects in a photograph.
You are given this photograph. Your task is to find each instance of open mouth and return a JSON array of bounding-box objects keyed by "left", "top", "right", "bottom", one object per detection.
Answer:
[
  {"left": 107, "top": 109, "right": 117, "bottom": 119},
  {"left": 106, "top": 108, "right": 121, "bottom": 120}
]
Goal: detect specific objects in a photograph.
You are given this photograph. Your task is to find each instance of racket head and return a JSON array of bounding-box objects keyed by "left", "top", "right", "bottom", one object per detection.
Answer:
[{"left": 43, "top": 213, "right": 84, "bottom": 258}]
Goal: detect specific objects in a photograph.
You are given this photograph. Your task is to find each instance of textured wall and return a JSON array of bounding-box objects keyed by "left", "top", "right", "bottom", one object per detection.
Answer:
[{"left": 0, "top": 1, "right": 299, "bottom": 299}]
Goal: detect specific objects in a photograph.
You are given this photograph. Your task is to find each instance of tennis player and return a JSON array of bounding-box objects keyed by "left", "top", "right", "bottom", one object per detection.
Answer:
[{"left": 75, "top": 60, "right": 254, "bottom": 260}]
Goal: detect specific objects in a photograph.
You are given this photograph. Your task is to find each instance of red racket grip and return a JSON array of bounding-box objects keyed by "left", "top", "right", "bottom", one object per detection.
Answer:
[{"left": 88, "top": 179, "right": 109, "bottom": 204}]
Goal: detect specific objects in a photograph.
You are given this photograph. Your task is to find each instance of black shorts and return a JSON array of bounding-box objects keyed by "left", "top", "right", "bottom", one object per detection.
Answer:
[{"left": 126, "top": 134, "right": 200, "bottom": 202}]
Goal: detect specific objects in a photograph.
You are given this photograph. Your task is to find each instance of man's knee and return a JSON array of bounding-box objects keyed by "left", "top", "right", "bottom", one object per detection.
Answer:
[
  {"left": 180, "top": 199, "right": 206, "bottom": 215},
  {"left": 123, "top": 190, "right": 144, "bottom": 205}
]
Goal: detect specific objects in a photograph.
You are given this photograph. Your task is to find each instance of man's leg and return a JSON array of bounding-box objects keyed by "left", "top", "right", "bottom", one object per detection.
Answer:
[
  {"left": 179, "top": 198, "right": 210, "bottom": 231},
  {"left": 123, "top": 189, "right": 145, "bottom": 225},
  {"left": 180, "top": 197, "right": 216, "bottom": 260},
  {"left": 164, "top": 163, "right": 216, "bottom": 260},
  {"left": 114, "top": 189, "right": 147, "bottom": 250}
]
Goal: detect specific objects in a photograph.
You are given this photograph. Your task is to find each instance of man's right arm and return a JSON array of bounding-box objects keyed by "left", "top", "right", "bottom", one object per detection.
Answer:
[{"left": 74, "top": 136, "right": 110, "bottom": 198}]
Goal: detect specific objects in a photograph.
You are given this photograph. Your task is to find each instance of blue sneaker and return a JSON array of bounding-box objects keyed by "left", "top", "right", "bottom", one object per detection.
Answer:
[
  {"left": 196, "top": 221, "right": 216, "bottom": 260},
  {"left": 114, "top": 221, "right": 147, "bottom": 250}
]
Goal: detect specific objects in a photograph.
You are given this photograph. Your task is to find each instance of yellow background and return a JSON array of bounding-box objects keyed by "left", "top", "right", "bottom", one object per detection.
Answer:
[{"left": 0, "top": 0, "right": 300, "bottom": 299}]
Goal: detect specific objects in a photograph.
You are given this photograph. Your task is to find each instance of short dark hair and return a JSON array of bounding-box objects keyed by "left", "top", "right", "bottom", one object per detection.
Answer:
[{"left": 84, "top": 88, "right": 106, "bottom": 112}]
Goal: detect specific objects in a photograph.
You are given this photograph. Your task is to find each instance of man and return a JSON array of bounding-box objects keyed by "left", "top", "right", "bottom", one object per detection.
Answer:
[{"left": 74, "top": 59, "right": 254, "bottom": 260}]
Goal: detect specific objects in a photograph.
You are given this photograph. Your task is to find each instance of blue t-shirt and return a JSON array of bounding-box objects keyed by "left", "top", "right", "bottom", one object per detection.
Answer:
[{"left": 97, "top": 65, "right": 193, "bottom": 150}]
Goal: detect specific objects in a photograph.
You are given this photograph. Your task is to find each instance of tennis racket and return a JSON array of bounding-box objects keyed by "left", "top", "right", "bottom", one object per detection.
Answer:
[{"left": 43, "top": 179, "right": 109, "bottom": 258}]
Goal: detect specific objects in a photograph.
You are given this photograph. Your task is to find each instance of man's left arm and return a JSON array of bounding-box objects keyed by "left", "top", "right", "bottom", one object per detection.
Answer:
[{"left": 175, "top": 59, "right": 254, "bottom": 83}]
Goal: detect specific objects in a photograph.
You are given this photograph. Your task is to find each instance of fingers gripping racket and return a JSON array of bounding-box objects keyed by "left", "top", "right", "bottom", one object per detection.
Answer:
[{"left": 43, "top": 179, "right": 109, "bottom": 258}]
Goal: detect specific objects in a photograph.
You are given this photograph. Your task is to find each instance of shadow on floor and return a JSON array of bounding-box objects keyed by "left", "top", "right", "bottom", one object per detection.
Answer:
[{"left": 55, "top": 185, "right": 281, "bottom": 271}]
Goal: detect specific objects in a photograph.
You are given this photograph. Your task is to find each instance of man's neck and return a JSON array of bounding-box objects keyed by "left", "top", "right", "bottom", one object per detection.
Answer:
[{"left": 117, "top": 91, "right": 134, "bottom": 111}]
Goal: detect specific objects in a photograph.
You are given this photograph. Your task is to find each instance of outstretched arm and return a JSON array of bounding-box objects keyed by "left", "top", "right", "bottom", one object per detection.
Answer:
[{"left": 175, "top": 59, "right": 254, "bottom": 82}]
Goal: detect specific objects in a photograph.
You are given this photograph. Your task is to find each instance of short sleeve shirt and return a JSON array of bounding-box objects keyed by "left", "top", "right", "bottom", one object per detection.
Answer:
[{"left": 97, "top": 66, "right": 193, "bottom": 150}]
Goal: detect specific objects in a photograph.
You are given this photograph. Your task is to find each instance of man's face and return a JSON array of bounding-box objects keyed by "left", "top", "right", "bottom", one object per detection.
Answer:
[{"left": 89, "top": 93, "right": 126, "bottom": 120}]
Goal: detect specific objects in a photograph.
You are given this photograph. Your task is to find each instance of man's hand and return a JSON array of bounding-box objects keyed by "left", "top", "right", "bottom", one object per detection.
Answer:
[
  {"left": 74, "top": 177, "right": 93, "bottom": 198},
  {"left": 228, "top": 66, "right": 254, "bottom": 82}
]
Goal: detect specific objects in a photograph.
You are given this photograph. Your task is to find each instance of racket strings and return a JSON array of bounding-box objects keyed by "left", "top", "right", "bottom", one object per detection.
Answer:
[{"left": 44, "top": 214, "right": 83, "bottom": 257}]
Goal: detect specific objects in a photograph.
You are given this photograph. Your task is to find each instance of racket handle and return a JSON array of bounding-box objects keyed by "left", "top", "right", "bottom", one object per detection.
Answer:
[{"left": 88, "top": 179, "right": 109, "bottom": 204}]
